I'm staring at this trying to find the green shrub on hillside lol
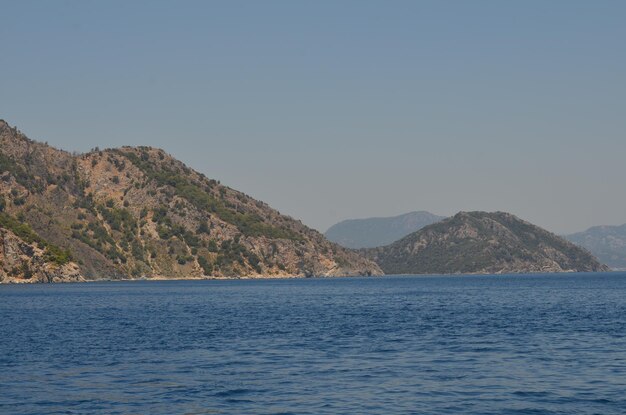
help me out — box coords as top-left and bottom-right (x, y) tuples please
(43, 244), (73, 265)
(197, 255), (213, 275)
(0, 153), (44, 192)
(98, 205), (136, 232)
(0, 213), (72, 265)
(197, 222), (210, 234)
(118, 149), (300, 240)
(208, 239), (218, 252)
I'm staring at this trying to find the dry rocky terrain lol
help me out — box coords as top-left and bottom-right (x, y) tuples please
(0, 120), (608, 283)
(0, 120), (381, 282)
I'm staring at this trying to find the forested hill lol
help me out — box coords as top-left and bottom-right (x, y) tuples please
(362, 211), (608, 275)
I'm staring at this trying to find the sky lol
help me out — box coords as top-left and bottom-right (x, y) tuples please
(1, 0), (625, 234)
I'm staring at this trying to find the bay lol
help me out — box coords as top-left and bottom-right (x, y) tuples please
(1, 273), (626, 414)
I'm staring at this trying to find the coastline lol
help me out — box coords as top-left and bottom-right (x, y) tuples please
(1, 269), (618, 285)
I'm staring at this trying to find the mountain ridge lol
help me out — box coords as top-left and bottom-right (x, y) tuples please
(362, 211), (608, 275)
(565, 224), (626, 270)
(325, 211), (445, 249)
(0, 120), (611, 282)
(0, 119), (382, 282)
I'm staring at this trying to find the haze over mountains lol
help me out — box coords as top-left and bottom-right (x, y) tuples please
(330, 210), (625, 271)
(565, 225), (626, 270)
(325, 211), (445, 249)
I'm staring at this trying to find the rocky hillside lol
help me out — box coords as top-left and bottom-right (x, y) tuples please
(0, 120), (381, 282)
(325, 211), (445, 249)
(0, 214), (83, 283)
(565, 224), (626, 270)
(362, 211), (608, 275)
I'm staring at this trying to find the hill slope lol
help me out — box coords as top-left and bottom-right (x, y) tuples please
(325, 211), (445, 249)
(0, 214), (84, 283)
(0, 120), (381, 282)
(362, 211), (608, 275)
(565, 224), (626, 270)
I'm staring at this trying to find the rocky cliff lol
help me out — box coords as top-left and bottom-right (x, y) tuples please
(362, 211), (608, 275)
(0, 120), (381, 282)
(0, 216), (83, 283)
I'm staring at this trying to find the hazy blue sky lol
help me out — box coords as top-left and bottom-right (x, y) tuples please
(2, 1), (625, 234)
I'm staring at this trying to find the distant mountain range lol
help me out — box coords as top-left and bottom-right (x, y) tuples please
(325, 211), (445, 249)
(362, 211), (608, 275)
(564, 225), (626, 270)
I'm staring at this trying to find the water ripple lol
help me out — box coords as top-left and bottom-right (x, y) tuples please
(1, 273), (626, 414)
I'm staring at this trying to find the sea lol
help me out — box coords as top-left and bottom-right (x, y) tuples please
(1, 273), (625, 414)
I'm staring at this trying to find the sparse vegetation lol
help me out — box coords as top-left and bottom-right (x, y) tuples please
(0, 122), (379, 281)
(117, 149), (300, 240)
(0, 153), (44, 192)
(197, 255), (213, 275)
(0, 212), (72, 265)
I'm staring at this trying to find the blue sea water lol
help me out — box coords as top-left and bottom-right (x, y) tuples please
(1, 273), (626, 414)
